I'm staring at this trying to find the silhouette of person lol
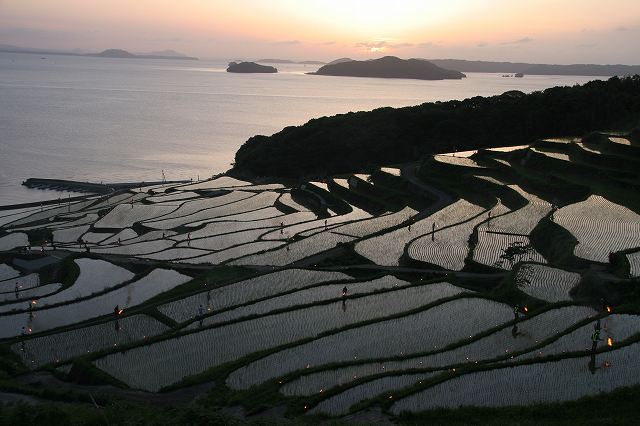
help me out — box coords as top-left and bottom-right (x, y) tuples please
(511, 323), (520, 338)
(588, 353), (598, 374)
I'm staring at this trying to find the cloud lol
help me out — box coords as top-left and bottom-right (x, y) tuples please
(501, 37), (534, 45)
(418, 41), (435, 47)
(476, 42), (489, 47)
(615, 26), (628, 31)
(269, 39), (300, 45)
(577, 42), (597, 48)
(391, 42), (413, 48)
(320, 41), (336, 45)
(0, 27), (84, 42)
(355, 40), (413, 52)
(356, 40), (387, 49)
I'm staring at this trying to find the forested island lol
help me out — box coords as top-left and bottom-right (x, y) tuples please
(428, 59), (640, 76)
(233, 76), (640, 178)
(310, 56), (466, 80)
(227, 61), (278, 73)
(0, 46), (198, 60)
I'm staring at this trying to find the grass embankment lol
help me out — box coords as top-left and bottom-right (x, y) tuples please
(326, 180), (386, 215)
(394, 382), (640, 425)
(529, 216), (585, 270)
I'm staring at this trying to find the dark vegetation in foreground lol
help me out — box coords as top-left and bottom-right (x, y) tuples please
(1, 384), (640, 425)
(232, 76), (640, 178)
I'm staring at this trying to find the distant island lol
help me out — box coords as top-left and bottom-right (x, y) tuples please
(427, 59), (640, 77)
(257, 59), (325, 65)
(226, 61), (277, 73)
(310, 56), (466, 80)
(326, 57), (354, 65)
(0, 45), (198, 60)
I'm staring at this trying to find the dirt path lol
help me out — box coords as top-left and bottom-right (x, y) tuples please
(401, 162), (454, 219)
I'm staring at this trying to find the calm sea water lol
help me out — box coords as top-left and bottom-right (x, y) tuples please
(0, 52), (601, 204)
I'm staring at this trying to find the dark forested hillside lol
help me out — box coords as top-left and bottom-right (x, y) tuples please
(232, 76), (640, 178)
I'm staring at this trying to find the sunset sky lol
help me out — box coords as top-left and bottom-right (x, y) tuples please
(1, 0), (639, 63)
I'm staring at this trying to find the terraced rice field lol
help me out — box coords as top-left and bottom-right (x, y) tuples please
(555, 195), (640, 263)
(0, 273), (40, 292)
(609, 137), (632, 145)
(333, 207), (417, 238)
(518, 264), (581, 302)
(473, 233), (545, 270)
(97, 283), (469, 391)
(1, 132), (639, 418)
(142, 191), (255, 223)
(178, 176), (251, 190)
(5, 200), (96, 227)
(282, 305), (596, 398)
(380, 167), (401, 176)
(531, 147), (571, 161)
(0, 283), (62, 308)
(311, 374), (432, 416)
(480, 185), (551, 235)
(52, 225), (91, 243)
(487, 144), (531, 152)
(228, 294), (508, 390)
(147, 191), (200, 203)
(434, 155), (484, 168)
(0, 233), (29, 251)
(357, 200), (485, 266)
(391, 342), (640, 413)
(182, 241), (285, 264)
(0, 264), (20, 280)
(408, 203), (509, 270)
(33, 259), (134, 306)
(94, 204), (177, 229)
(521, 314), (640, 360)
(143, 192), (279, 229)
(628, 251), (640, 277)
(232, 231), (355, 266)
(158, 269), (350, 322)
(279, 193), (309, 212)
(262, 207), (371, 240)
(0, 268), (191, 339)
(194, 275), (409, 327)
(13, 314), (168, 368)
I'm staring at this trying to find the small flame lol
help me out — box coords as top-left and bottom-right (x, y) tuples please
(31, 300), (37, 305)
(608, 337), (613, 347)
(606, 306), (612, 313)
(523, 306), (528, 313)
(118, 309), (124, 315)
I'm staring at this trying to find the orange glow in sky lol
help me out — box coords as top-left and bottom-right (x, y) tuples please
(1, 0), (639, 63)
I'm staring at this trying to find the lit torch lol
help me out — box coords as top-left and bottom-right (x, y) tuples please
(118, 309), (124, 315)
(523, 306), (528, 313)
(606, 306), (612, 313)
(607, 337), (613, 347)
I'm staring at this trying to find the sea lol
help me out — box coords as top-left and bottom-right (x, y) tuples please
(0, 52), (602, 205)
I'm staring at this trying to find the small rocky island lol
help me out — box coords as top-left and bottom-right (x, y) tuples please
(310, 56), (465, 80)
(226, 61), (277, 73)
